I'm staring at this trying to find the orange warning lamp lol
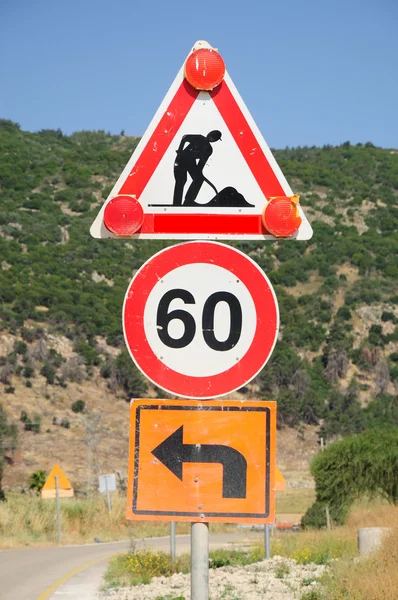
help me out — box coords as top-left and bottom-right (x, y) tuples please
(185, 48), (225, 91)
(262, 195), (302, 238)
(104, 195), (144, 236)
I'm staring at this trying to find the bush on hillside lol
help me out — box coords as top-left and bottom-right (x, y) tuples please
(71, 399), (85, 413)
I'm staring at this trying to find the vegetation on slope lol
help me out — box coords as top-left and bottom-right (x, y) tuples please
(0, 120), (397, 488)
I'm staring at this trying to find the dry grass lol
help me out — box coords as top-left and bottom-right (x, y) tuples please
(0, 486), (313, 548)
(273, 502), (398, 599)
(276, 487), (315, 515)
(325, 524), (398, 600)
(0, 493), (234, 548)
(346, 501), (398, 529)
(0, 494), (130, 548)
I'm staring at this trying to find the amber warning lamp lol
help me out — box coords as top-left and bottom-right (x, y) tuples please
(262, 195), (302, 238)
(104, 195), (144, 236)
(185, 48), (226, 91)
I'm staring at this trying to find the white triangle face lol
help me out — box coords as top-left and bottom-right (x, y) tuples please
(142, 92), (266, 213)
(90, 41), (313, 241)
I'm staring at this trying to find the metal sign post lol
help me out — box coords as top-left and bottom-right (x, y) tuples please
(191, 522), (209, 600)
(264, 524), (271, 558)
(55, 475), (61, 543)
(98, 474), (116, 513)
(105, 476), (112, 513)
(170, 522), (176, 563)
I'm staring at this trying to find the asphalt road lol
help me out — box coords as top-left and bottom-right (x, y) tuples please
(0, 530), (264, 600)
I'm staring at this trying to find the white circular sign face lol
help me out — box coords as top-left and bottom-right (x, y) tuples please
(143, 263), (257, 378)
(123, 241), (279, 399)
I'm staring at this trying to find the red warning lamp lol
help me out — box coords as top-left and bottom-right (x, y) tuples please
(262, 195), (302, 238)
(185, 48), (225, 91)
(104, 195), (144, 236)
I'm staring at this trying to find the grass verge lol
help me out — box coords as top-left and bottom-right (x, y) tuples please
(103, 546), (265, 588)
(0, 486), (314, 548)
(272, 529), (357, 564)
(321, 518), (398, 600)
(0, 493), (236, 548)
(100, 501), (398, 598)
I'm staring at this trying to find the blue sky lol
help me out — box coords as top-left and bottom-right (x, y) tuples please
(0, 0), (397, 148)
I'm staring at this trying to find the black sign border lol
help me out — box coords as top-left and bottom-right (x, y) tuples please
(132, 404), (271, 518)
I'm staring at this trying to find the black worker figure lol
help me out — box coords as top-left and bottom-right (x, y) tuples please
(173, 130), (221, 206)
(172, 130), (254, 208)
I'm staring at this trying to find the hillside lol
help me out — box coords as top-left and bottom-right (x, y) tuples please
(0, 119), (397, 492)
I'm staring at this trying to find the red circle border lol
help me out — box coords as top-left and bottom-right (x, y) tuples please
(123, 242), (279, 398)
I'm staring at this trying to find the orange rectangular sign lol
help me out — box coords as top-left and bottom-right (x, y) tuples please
(126, 399), (276, 523)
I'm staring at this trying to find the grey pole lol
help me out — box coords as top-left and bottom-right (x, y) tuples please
(170, 521), (176, 563)
(264, 524), (271, 558)
(105, 476), (112, 513)
(191, 522), (209, 600)
(55, 475), (61, 544)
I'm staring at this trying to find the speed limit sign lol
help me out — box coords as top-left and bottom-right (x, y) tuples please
(123, 241), (279, 399)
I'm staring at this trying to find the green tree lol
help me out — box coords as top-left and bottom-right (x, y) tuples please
(0, 404), (18, 499)
(303, 428), (398, 527)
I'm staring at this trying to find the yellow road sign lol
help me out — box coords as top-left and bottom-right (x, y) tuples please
(41, 464), (74, 499)
(127, 399), (276, 523)
(275, 467), (286, 491)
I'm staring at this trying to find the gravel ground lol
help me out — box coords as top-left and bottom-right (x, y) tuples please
(99, 556), (326, 600)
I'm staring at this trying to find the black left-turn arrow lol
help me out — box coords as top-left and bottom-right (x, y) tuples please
(151, 425), (247, 499)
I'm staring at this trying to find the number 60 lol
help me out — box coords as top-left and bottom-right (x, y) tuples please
(156, 288), (242, 351)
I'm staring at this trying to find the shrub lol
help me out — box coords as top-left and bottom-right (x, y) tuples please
(61, 356), (86, 383)
(14, 341), (27, 355)
(100, 359), (113, 379)
(71, 400), (85, 413)
(104, 550), (186, 587)
(29, 470), (47, 492)
(300, 591), (322, 600)
(113, 351), (148, 399)
(209, 547), (263, 568)
(0, 404), (18, 497)
(60, 418), (70, 429)
(368, 324), (384, 347)
(301, 500), (349, 529)
(73, 340), (101, 366)
(23, 366), (35, 378)
(23, 413), (41, 433)
(275, 562), (290, 578)
(41, 363), (56, 384)
(381, 311), (395, 322)
(21, 327), (43, 343)
(336, 305), (351, 321)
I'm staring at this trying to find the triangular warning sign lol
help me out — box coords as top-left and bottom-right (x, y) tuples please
(275, 467), (287, 491)
(91, 40), (312, 241)
(41, 463), (74, 499)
